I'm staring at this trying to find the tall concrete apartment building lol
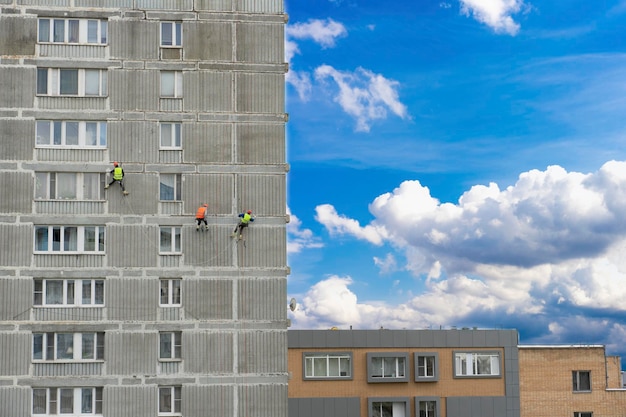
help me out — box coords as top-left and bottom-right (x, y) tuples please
(0, 1), (288, 416)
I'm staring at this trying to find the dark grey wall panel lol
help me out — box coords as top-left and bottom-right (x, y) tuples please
(183, 122), (232, 164)
(236, 23), (283, 63)
(183, 331), (233, 373)
(0, 332), (30, 375)
(110, 70), (160, 111)
(446, 396), (507, 417)
(185, 21), (232, 61)
(0, 67), (35, 108)
(0, 172), (33, 213)
(105, 386), (157, 417)
(238, 330), (286, 373)
(107, 278), (159, 321)
(236, 123), (284, 164)
(183, 385), (234, 416)
(0, 119), (33, 161)
(110, 20), (159, 60)
(238, 278), (286, 320)
(236, 73), (284, 114)
(184, 278), (232, 320)
(0, 224), (32, 267)
(0, 387), (30, 417)
(238, 383), (288, 417)
(182, 173), (233, 215)
(107, 332), (158, 375)
(184, 71), (232, 112)
(0, 15), (36, 56)
(288, 397), (360, 417)
(107, 225), (158, 267)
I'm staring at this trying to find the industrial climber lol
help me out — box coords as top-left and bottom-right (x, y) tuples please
(105, 162), (129, 195)
(232, 210), (254, 239)
(196, 203), (209, 231)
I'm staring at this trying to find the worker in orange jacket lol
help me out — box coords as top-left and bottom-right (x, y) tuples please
(196, 203), (208, 231)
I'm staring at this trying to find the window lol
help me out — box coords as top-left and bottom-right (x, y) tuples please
(574, 413), (592, 417)
(573, 371), (591, 392)
(160, 174), (182, 201)
(454, 351), (501, 377)
(368, 398), (409, 417)
(161, 22), (182, 47)
(38, 18), (107, 44)
(33, 387), (103, 415)
(160, 279), (181, 306)
(367, 353), (408, 382)
(303, 352), (352, 379)
(415, 398), (440, 417)
(415, 352), (439, 381)
(34, 226), (105, 253)
(160, 227), (182, 254)
(36, 120), (107, 148)
(33, 332), (104, 361)
(37, 68), (107, 96)
(35, 172), (105, 200)
(160, 123), (182, 149)
(159, 332), (182, 361)
(34, 279), (104, 307)
(159, 386), (181, 416)
(160, 71), (183, 98)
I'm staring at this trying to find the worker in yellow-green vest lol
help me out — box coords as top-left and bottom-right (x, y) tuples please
(232, 210), (254, 239)
(105, 161), (128, 195)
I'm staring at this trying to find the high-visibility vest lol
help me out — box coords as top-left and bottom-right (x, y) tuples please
(196, 206), (207, 219)
(241, 213), (252, 223)
(113, 166), (123, 180)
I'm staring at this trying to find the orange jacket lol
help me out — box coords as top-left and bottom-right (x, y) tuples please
(196, 206), (207, 219)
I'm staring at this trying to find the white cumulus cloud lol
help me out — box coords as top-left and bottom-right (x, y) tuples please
(287, 207), (323, 254)
(459, 0), (526, 35)
(286, 18), (347, 48)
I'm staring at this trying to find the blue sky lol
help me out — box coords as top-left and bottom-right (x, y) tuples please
(284, 0), (626, 361)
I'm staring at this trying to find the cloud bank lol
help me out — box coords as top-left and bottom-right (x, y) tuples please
(290, 161), (626, 350)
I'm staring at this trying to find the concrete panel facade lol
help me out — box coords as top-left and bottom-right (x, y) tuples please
(0, 2), (287, 416)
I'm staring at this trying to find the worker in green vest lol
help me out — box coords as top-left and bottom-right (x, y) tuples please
(105, 162), (128, 195)
(232, 210), (254, 239)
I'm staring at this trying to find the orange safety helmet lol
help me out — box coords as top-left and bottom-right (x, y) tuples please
(202, 203), (208, 207)
(113, 161), (119, 167)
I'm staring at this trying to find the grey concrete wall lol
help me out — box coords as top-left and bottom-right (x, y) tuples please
(288, 398), (361, 417)
(0, 15), (36, 56)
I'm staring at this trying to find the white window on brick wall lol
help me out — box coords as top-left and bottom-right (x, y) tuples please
(160, 279), (181, 306)
(160, 22), (182, 47)
(38, 18), (108, 44)
(34, 226), (105, 253)
(33, 387), (103, 415)
(304, 352), (352, 379)
(34, 278), (104, 307)
(32, 332), (104, 362)
(160, 71), (183, 98)
(37, 68), (108, 96)
(368, 399), (409, 417)
(36, 120), (107, 148)
(159, 386), (182, 416)
(160, 122), (182, 149)
(454, 352), (501, 377)
(35, 172), (105, 201)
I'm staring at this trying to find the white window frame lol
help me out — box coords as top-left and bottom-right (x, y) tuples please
(574, 413), (593, 417)
(34, 225), (105, 254)
(32, 332), (105, 362)
(35, 172), (106, 201)
(158, 386), (182, 416)
(454, 351), (501, 377)
(160, 22), (182, 47)
(160, 279), (181, 306)
(159, 122), (182, 149)
(367, 352), (408, 382)
(38, 18), (108, 44)
(573, 370), (591, 392)
(37, 68), (108, 97)
(303, 352), (352, 379)
(367, 398), (410, 417)
(32, 387), (103, 416)
(34, 278), (104, 307)
(415, 352), (439, 381)
(415, 397), (440, 417)
(160, 71), (183, 98)
(159, 332), (182, 361)
(160, 227), (182, 254)
(36, 120), (107, 148)
(159, 173), (182, 201)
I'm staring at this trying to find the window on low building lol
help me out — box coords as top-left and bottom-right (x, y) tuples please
(368, 397), (409, 417)
(303, 352), (352, 379)
(415, 352), (439, 381)
(574, 413), (592, 417)
(367, 352), (408, 382)
(573, 371), (591, 392)
(454, 351), (501, 377)
(415, 397), (440, 417)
